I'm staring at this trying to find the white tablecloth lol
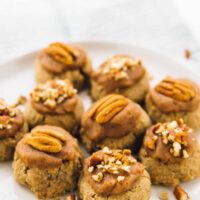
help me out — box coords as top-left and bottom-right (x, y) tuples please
(0, 0), (199, 73)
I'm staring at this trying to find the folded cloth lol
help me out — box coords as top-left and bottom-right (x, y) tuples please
(63, 0), (199, 57)
(0, 0), (199, 73)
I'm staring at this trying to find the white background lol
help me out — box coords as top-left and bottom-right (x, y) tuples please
(0, 0), (200, 68)
(173, 0), (200, 43)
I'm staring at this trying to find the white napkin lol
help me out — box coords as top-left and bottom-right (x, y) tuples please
(0, 0), (199, 73)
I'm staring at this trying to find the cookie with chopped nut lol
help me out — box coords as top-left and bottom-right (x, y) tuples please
(78, 147), (151, 200)
(145, 77), (200, 129)
(139, 119), (200, 186)
(24, 79), (84, 135)
(90, 55), (150, 102)
(80, 94), (151, 152)
(12, 125), (83, 199)
(35, 42), (92, 91)
(0, 99), (28, 161)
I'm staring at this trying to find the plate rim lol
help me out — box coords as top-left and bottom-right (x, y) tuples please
(0, 40), (199, 79)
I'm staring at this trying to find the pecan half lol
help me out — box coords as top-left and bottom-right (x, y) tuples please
(26, 126), (66, 153)
(155, 78), (195, 102)
(31, 126), (66, 142)
(88, 94), (128, 124)
(46, 42), (78, 65)
(26, 135), (62, 153)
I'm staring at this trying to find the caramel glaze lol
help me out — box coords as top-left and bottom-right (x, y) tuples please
(92, 65), (145, 93)
(143, 125), (197, 163)
(84, 150), (144, 195)
(81, 100), (142, 142)
(0, 109), (24, 139)
(149, 79), (200, 113)
(38, 45), (87, 74)
(31, 95), (78, 115)
(16, 125), (82, 168)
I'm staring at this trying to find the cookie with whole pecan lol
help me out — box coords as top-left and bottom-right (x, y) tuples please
(0, 99), (28, 161)
(80, 94), (151, 152)
(146, 77), (200, 129)
(35, 42), (92, 91)
(24, 79), (84, 135)
(12, 125), (83, 199)
(139, 119), (200, 185)
(78, 147), (151, 200)
(90, 55), (150, 102)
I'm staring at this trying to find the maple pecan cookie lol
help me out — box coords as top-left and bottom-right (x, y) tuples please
(91, 55), (150, 102)
(24, 79), (84, 135)
(35, 42), (92, 91)
(13, 125), (83, 199)
(0, 99), (28, 161)
(78, 147), (151, 200)
(139, 119), (200, 186)
(80, 94), (151, 152)
(146, 77), (200, 129)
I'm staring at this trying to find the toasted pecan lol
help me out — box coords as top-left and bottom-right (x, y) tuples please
(155, 78), (195, 102)
(46, 42), (78, 65)
(88, 94), (128, 123)
(174, 185), (190, 200)
(26, 126), (66, 153)
(26, 134), (62, 153)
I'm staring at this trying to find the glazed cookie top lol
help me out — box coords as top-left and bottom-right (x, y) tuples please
(149, 77), (200, 113)
(16, 125), (82, 168)
(85, 147), (144, 195)
(81, 94), (145, 142)
(0, 99), (24, 139)
(143, 119), (197, 163)
(92, 55), (146, 92)
(38, 42), (87, 74)
(30, 79), (79, 114)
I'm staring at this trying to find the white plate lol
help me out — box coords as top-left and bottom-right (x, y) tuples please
(0, 41), (199, 200)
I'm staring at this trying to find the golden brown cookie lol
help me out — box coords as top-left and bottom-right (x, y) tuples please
(91, 55), (150, 102)
(139, 119), (200, 185)
(24, 79), (84, 135)
(146, 77), (200, 129)
(80, 94), (151, 152)
(13, 125), (83, 199)
(36, 42), (92, 91)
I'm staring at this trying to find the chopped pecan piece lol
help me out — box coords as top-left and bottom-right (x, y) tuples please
(174, 185), (190, 200)
(46, 42), (78, 65)
(67, 194), (76, 200)
(89, 154), (103, 167)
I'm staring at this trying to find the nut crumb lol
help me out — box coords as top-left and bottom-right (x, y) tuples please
(159, 191), (169, 200)
(117, 175), (125, 182)
(147, 120), (192, 159)
(88, 166), (94, 173)
(174, 185), (190, 200)
(88, 148), (136, 183)
(185, 49), (191, 59)
(15, 95), (27, 106)
(67, 194), (76, 200)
